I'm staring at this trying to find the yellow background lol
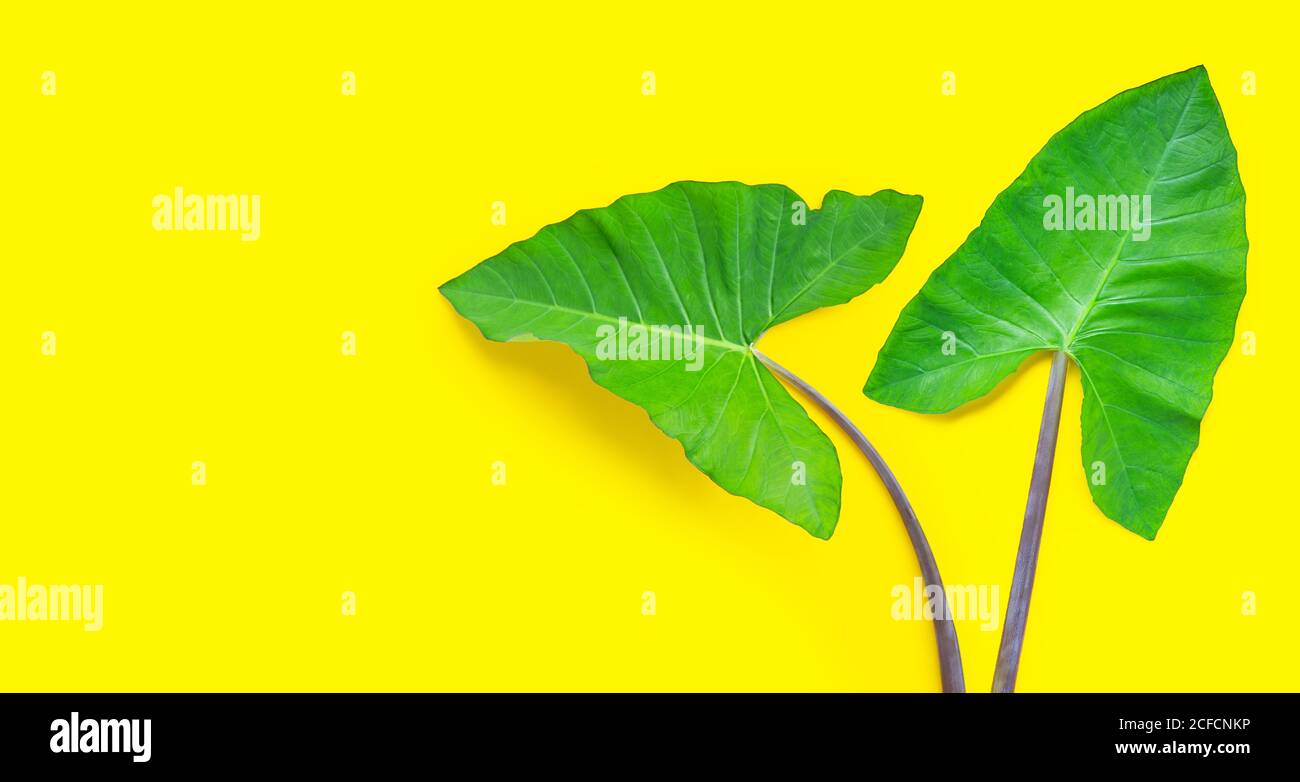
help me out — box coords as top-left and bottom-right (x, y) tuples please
(2, 2), (1295, 691)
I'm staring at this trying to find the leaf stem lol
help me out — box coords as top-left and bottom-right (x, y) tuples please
(752, 348), (966, 693)
(992, 350), (1068, 693)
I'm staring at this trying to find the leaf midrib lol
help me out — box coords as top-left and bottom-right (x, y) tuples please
(456, 288), (753, 353)
(1062, 79), (1200, 351)
(1053, 80), (1201, 519)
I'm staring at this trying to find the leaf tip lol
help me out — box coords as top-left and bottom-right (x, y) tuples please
(1133, 510), (1166, 541)
(1096, 499), (1165, 541)
(874, 188), (924, 213)
(861, 374), (879, 400)
(806, 521), (836, 541)
(1172, 63), (1212, 88)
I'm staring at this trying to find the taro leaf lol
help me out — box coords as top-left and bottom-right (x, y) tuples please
(442, 181), (923, 538)
(865, 66), (1246, 539)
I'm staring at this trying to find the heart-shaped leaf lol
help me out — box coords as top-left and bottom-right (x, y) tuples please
(865, 66), (1246, 539)
(443, 181), (923, 538)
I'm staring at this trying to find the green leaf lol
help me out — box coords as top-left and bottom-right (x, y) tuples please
(443, 181), (923, 538)
(865, 66), (1246, 539)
